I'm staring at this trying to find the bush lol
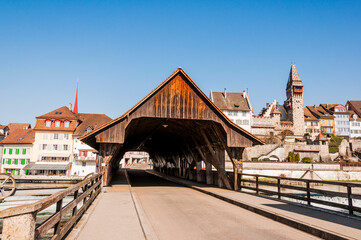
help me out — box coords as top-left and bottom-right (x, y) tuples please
(262, 158), (271, 161)
(251, 157), (258, 161)
(302, 157), (312, 163)
(328, 134), (343, 153)
(288, 151), (296, 162)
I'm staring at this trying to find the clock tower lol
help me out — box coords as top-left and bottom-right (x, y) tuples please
(284, 65), (305, 136)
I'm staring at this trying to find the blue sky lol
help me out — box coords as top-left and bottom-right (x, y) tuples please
(1, 0), (360, 126)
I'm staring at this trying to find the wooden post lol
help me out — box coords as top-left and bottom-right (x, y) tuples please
(277, 179), (281, 199)
(306, 181), (311, 205)
(196, 161), (202, 182)
(256, 176), (259, 195)
(206, 162), (213, 185)
(347, 185), (353, 215)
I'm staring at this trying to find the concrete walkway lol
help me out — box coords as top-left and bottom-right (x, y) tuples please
(148, 170), (361, 240)
(70, 169), (145, 240)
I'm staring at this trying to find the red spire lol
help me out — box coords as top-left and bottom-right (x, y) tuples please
(73, 82), (78, 113)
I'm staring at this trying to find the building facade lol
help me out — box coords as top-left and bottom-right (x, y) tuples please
(0, 129), (34, 175)
(210, 89), (253, 132)
(346, 101), (361, 139)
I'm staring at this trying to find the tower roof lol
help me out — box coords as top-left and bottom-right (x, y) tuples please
(287, 64), (303, 87)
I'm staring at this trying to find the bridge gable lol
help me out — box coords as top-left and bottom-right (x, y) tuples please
(82, 68), (263, 148)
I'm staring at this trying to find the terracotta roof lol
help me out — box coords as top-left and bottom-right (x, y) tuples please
(306, 106), (334, 119)
(80, 67), (264, 146)
(74, 113), (112, 136)
(0, 129), (35, 144)
(211, 92), (250, 111)
(349, 110), (360, 121)
(0, 125), (7, 130)
(347, 101), (361, 118)
(34, 118), (78, 132)
(8, 123), (31, 132)
(36, 106), (78, 120)
(304, 107), (318, 120)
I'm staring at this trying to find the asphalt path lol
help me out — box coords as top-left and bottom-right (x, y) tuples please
(128, 169), (320, 240)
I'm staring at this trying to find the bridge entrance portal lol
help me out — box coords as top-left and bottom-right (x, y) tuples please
(80, 68), (263, 189)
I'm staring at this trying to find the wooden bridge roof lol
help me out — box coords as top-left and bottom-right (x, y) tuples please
(80, 68), (264, 153)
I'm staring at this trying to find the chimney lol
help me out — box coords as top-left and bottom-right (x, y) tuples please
(224, 88), (227, 99)
(69, 103), (72, 111)
(243, 90), (247, 98)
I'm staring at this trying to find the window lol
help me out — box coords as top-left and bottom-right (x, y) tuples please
(9, 148), (13, 155)
(8, 159), (11, 164)
(23, 148), (27, 155)
(82, 162), (86, 167)
(15, 149), (20, 155)
(46, 120), (51, 127)
(305, 122), (308, 126)
(86, 127), (93, 133)
(322, 120), (326, 125)
(53, 144), (58, 150)
(242, 111), (247, 117)
(21, 159), (26, 165)
(327, 120), (331, 126)
(54, 133), (59, 139)
(14, 159), (18, 165)
(64, 121), (70, 128)
(64, 134), (69, 140)
(42, 144), (47, 150)
(311, 122), (318, 126)
(27, 159), (30, 164)
(43, 133), (48, 140)
(236, 120), (242, 125)
(55, 120), (60, 127)
(63, 145), (68, 151)
(243, 120), (249, 125)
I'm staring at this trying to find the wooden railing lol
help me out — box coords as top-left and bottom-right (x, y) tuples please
(0, 173), (103, 240)
(238, 173), (361, 216)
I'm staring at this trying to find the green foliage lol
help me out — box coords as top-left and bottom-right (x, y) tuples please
(295, 153), (300, 162)
(319, 156), (323, 163)
(302, 157), (313, 163)
(328, 134), (343, 153)
(251, 157), (258, 162)
(288, 151), (296, 162)
(262, 158), (271, 161)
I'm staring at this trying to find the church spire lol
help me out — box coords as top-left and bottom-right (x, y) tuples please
(73, 82), (78, 113)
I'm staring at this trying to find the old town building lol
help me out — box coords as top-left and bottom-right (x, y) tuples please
(210, 89), (253, 132)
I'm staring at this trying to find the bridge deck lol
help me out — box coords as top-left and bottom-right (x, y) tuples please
(149, 170), (361, 240)
(68, 168), (323, 240)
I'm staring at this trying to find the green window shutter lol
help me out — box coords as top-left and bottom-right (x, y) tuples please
(21, 159), (25, 165)
(25, 170), (28, 175)
(11, 169), (15, 175)
(14, 159), (18, 165)
(2, 159), (4, 164)
(3, 148), (5, 154)
(23, 148), (26, 155)
(8, 159), (11, 165)
(9, 149), (13, 155)
(16, 149), (19, 155)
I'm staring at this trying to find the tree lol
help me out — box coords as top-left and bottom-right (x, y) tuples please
(288, 151), (296, 162)
(302, 157), (312, 163)
(295, 153), (300, 162)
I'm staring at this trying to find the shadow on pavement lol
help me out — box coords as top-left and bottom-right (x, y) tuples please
(264, 203), (361, 230)
(126, 169), (182, 188)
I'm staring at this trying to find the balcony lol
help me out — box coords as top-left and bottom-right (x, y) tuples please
(74, 156), (97, 162)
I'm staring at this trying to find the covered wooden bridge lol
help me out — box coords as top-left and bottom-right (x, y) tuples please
(80, 68), (264, 189)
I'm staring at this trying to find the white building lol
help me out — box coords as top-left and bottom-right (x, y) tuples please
(30, 106), (112, 176)
(210, 89), (252, 132)
(71, 113), (111, 176)
(346, 101), (361, 139)
(0, 129), (34, 175)
(30, 106), (77, 175)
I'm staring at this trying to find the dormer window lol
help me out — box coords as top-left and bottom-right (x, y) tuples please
(64, 121), (70, 128)
(46, 120), (51, 127)
(55, 120), (61, 127)
(86, 127), (93, 133)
